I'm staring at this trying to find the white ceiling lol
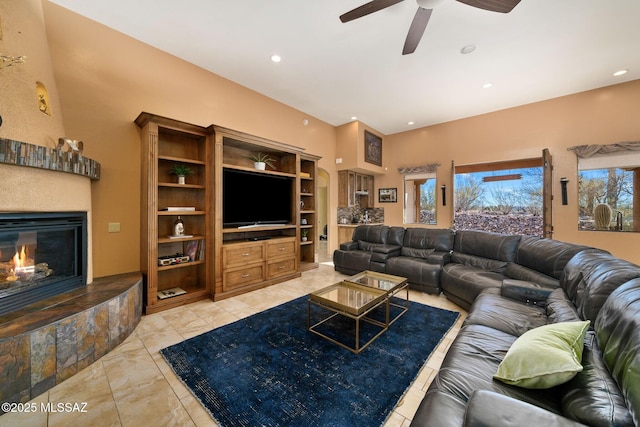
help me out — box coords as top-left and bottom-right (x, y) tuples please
(48, 0), (640, 135)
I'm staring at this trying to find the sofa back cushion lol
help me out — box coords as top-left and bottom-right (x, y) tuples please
(546, 289), (581, 324)
(387, 226), (406, 247)
(402, 227), (453, 252)
(453, 230), (521, 263)
(561, 251), (640, 322)
(515, 236), (593, 280)
(594, 278), (640, 427)
(450, 253), (509, 274)
(352, 225), (388, 245)
(400, 246), (434, 259)
(505, 263), (559, 288)
(559, 331), (633, 427)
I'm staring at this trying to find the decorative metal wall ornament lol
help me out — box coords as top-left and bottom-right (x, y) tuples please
(397, 163), (441, 175)
(0, 54), (26, 70)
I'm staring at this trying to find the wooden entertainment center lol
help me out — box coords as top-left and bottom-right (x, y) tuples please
(136, 113), (320, 313)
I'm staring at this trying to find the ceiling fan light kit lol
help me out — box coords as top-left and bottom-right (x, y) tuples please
(340, 0), (521, 55)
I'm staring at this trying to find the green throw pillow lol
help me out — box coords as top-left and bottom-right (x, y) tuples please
(494, 320), (590, 389)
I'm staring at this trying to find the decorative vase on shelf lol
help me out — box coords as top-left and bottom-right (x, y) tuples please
(174, 216), (185, 237)
(177, 175), (186, 185)
(254, 162), (266, 171)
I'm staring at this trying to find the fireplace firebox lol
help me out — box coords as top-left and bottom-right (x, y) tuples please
(0, 212), (87, 316)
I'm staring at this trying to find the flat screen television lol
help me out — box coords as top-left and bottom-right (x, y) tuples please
(223, 168), (293, 228)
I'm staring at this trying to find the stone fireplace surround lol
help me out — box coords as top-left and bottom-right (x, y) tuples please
(0, 164), (142, 406)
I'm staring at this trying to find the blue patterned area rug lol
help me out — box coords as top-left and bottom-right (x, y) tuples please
(161, 295), (459, 427)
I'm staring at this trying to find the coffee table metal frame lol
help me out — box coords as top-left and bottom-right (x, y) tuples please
(345, 270), (409, 325)
(307, 281), (389, 354)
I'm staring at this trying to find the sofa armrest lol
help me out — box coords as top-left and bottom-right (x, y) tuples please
(501, 279), (553, 307)
(370, 244), (402, 264)
(427, 250), (451, 265)
(339, 241), (359, 251)
(371, 244), (401, 255)
(464, 390), (586, 427)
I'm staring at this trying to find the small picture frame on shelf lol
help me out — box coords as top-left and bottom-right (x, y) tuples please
(379, 188), (397, 203)
(364, 130), (382, 166)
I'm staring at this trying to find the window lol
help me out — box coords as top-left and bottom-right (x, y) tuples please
(404, 173), (436, 224)
(454, 158), (544, 236)
(575, 147), (640, 232)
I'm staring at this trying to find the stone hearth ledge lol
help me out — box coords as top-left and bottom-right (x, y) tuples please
(0, 272), (142, 405)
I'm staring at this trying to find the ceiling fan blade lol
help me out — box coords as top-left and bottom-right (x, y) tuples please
(340, 0), (405, 23)
(455, 0), (521, 13)
(402, 7), (432, 55)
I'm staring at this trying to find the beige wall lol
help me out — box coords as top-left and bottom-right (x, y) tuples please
(42, 2), (337, 277)
(376, 80), (640, 263)
(40, 2), (640, 276)
(0, 0), (65, 145)
(336, 121), (386, 175)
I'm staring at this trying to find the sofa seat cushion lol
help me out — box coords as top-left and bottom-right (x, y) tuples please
(464, 390), (586, 427)
(441, 263), (506, 308)
(494, 321), (590, 389)
(424, 324), (563, 415)
(463, 291), (547, 337)
(385, 256), (442, 293)
(559, 331), (633, 427)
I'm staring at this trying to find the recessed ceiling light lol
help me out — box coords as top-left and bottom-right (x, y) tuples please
(408, 121), (415, 125)
(613, 69), (628, 77)
(460, 44), (476, 55)
(350, 116), (358, 121)
(270, 54), (281, 63)
(482, 82), (493, 89)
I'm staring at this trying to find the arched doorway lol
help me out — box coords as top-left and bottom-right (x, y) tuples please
(317, 168), (330, 263)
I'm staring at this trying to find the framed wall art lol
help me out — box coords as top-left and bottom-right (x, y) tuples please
(379, 188), (397, 203)
(364, 130), (382, 166)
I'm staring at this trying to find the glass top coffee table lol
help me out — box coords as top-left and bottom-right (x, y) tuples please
(308, 281), (389, 354)
(345, 271), (409, 325)
(307, 271), (408, 354)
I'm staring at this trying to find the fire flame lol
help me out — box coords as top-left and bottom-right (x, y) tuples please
(12, 246), (34, 274)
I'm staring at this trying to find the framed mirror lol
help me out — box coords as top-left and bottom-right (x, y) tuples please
(577, 149), (640, 232)
(404, 172), (436, 224)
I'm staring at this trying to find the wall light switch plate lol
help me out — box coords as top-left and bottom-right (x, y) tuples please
(108, 222), (121, 233)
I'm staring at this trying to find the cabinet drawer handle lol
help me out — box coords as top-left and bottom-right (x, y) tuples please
(242, 253), (250, 257)
(279, 247), (286, 251)
(242, 273), (250, 278)
(278, 265), (285, 270)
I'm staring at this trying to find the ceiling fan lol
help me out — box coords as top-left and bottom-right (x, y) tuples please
(340, 0), (521, 55)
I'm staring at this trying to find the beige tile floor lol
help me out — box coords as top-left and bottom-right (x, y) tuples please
(1, 259), (466, 427)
